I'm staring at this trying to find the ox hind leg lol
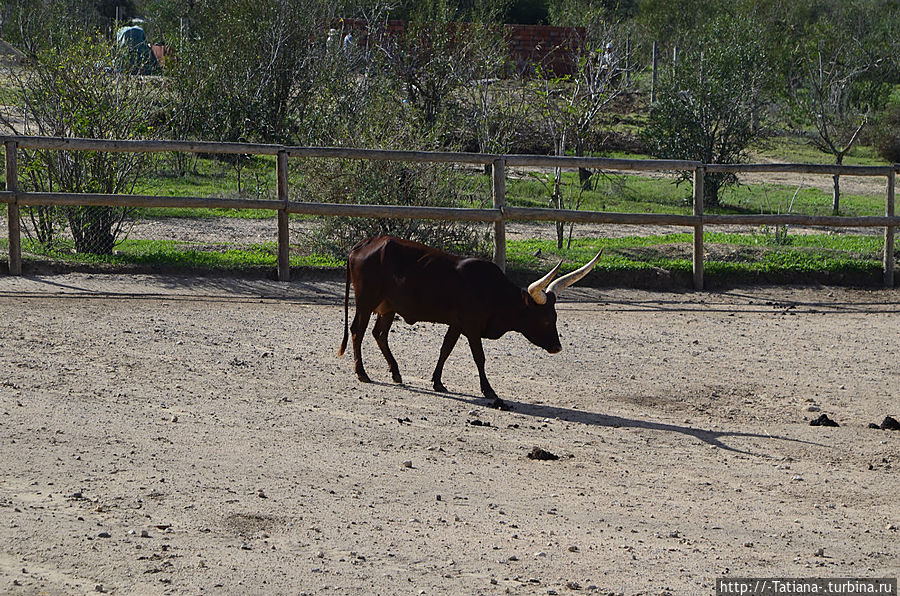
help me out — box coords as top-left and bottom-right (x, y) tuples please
(350, 308), (373, 383)
(372, 312), (402, 384)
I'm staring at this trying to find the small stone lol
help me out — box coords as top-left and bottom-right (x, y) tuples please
(744, 542), (754, 548)
(257, 489), (267, 498)
(94, 585), (106, 593)
(240, 542), (251, 550)
(140, 529), (150, 538)
(402, 460), (413, 469)
(568, 545), (579, 552)
(806, 405), (821, 412)
(814, 547), (825, 557)
(170, 415), (178, 423)
(97, 531), (111, 538)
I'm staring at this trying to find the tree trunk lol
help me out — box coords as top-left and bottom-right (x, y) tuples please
(575, 138), (591, 191)
(832, 173), (841, 215)
(703, 172), (720, 209)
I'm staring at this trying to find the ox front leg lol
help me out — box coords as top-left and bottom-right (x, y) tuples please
(466, 335), (508, 410)
(372, 312), (402, 384)
(350, 310), (372, 383)
(432, 327), (461, 393)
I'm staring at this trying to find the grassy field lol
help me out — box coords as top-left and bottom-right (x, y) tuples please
(4, 136), (897, 285)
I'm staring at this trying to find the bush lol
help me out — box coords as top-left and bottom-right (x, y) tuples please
(871, 103), (900, 163)
(297, 158), (491, 258)
(642, 16), (774, 207)
(0, 34), (158, 254)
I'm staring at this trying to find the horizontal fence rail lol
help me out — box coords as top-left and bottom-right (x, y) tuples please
(2, 135), (899, 288)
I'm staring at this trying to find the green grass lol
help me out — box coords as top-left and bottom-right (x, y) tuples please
(506, 171), (885, 217)
(134, 154), (277, 214)
(750, 135), (888, 166)
(19, 238), (343, 269)
(13, 231), (881, 281)
(5, 128), (893, 282)
(504, 233), (884, 279)
(125, 136), (889, 223)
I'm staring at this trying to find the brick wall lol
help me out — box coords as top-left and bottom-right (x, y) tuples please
(334, 19), (584, 76)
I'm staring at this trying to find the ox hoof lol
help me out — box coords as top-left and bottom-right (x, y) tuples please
(391, 373), (403, 384)
(357, 372), (373, 383)
(432, 381), (448, 393)
(489, 398), (510, 411)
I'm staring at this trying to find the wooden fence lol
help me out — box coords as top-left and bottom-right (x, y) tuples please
(1, 135), (898, 289)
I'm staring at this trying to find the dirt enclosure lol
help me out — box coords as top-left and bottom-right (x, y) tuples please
(1, 273), (898, 595)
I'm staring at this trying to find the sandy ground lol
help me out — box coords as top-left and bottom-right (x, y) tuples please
(0, 272), (898, 595)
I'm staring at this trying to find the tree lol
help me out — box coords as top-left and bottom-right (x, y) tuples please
(452, 21), (529, 170)
(150, 0), (340, 146)
(0, 0), (105, 56)
(525, 11), (628, 248)
(376, 0), (504, 142)
(636, 0), (726, 46)
(642, 15), (774, 207)
(786, 4), (894, 214)
(0, 33), (158, 254)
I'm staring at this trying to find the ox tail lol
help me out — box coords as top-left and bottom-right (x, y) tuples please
(338, 258), (351, 357)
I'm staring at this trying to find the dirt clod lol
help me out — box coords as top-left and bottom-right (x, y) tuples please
(810, 414), (840, 427)
(527, 447), (559, 461)
(880, 416), (900, 431)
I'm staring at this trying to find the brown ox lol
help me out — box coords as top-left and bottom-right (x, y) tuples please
(338, 236), (601, 410)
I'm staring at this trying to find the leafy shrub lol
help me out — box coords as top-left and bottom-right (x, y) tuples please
(871, 103), (900, 163)
(297, 158), (491, 258)
(0, 34), (158, 254)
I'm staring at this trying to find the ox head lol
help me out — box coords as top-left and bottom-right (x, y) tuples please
(520, 250), (603, 353)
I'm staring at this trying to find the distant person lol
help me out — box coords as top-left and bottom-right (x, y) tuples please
(115, 19), (159, 74)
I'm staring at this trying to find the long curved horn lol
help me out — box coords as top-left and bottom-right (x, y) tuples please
(546, 250), (603, 297)
(527, 260), (562, 305)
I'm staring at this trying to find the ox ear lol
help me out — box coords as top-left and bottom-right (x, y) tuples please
(546, 250), (602, 298)
(528, 260), (562, 305)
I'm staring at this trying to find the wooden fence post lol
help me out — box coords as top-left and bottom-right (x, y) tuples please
(651, 41), (658, 103)
(5, 140), (21, 276)
(693, 166), (704, 290)
(276, 150), (290, 282)
(885, 169), (895, 287)
(492, 157), (506, 272)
